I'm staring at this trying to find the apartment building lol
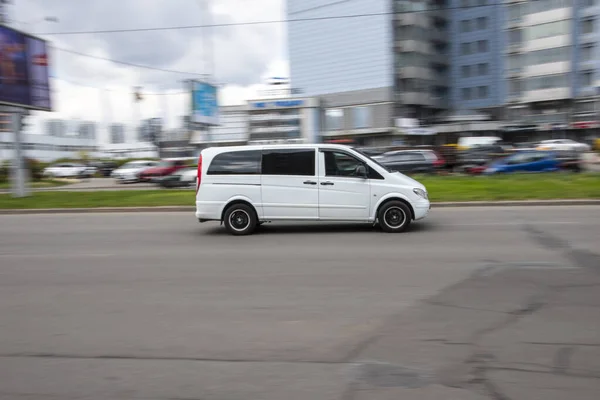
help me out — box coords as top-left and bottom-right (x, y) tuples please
(450, 0), (505, 118)
(287, 0), (599, 144)
(287, 0), (453, 144)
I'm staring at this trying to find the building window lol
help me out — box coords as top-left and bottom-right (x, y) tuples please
(353, 106), (371, 129)
(526, 20), (570, 41)
(574, 101), (595, 113)
(508, 4), (522, 21)
(261, 149), (315, 176)
(477, 40), (488, 52)
(528, 46), (571, 65)
(325, 109), (343, 130)
(478, 63), (488, 75)
(527, 74), (568, 91)
(581, 45), (594, 62)
(509, 79), (521, 96)
(582, 19), (595, 35)
(580, 71), (593, 87)
(460, 20), (470, 32)
(528, 0), (574, 13)
(476, 17), (488, 30)
(461, 0), (469, 7)
(478, 86), (488, 98)
(461, 42), (470, 55)
(461, 65), (470, 77)
(462, 87), (471, 100)
(583, 0), (595, 7)
(508, 29), (522, 45)
(507, 54), (521, 69)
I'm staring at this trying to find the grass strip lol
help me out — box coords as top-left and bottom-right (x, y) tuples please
(0, 173), (599, 209)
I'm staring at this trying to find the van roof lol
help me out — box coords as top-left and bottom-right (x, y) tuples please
(200, 143), (354, 157)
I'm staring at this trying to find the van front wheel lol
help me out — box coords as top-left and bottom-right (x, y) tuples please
(223, 204), (257, 236)
(378, 201), (412, 233)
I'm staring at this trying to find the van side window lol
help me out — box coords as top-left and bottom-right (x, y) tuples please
(262, 149), (315, 176)
(323, 151), (364, 177)
(207, 150), (262, 175)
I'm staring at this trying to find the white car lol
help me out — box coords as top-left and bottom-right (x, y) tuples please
(43, 163), (94, 178)
(537, 139), (591, 152)
(112, 160), (159, 183)
(195, 144), (430, 236)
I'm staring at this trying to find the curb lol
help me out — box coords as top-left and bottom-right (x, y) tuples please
(432, 199), (600, 207)
(1, 200), (599, 214)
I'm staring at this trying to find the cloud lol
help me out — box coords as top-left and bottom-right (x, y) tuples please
(10, 0), (288, 143)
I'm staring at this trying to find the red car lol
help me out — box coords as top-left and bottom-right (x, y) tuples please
(138, 159), (188, 182)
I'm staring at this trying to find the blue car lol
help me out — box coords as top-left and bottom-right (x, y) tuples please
(484, 151), (560, 174)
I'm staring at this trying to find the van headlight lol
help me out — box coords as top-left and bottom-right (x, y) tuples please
(413, 188), (428, 200)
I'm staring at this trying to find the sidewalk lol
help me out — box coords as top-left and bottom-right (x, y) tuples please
(345, 263), (600, 399)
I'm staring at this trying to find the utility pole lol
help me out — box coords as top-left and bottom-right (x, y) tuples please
(11, 111), (30, 197)
(200, 0), (213, 143)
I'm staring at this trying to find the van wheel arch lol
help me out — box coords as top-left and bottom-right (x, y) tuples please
(376, 198), (415, 221)
(221, 200), (258, 224)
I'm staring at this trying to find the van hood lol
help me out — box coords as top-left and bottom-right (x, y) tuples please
(389, 171), (426, 190)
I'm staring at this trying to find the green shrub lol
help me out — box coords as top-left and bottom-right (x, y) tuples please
(0, 160), (9, 184)
(25, 158), (47, 181)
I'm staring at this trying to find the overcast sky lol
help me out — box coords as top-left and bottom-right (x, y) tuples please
(10, 0), (288, 142)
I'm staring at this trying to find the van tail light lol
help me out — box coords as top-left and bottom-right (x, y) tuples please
(196, 155), (202, 193)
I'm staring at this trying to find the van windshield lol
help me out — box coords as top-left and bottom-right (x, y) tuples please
(352, 147), (391, 173)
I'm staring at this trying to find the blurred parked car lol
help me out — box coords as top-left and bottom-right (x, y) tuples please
(456, 144), (508, 172)
(43, 163), (95, 178)
(138, 159), (189, 182)
(457, 136), (503, 150)
(484, 151), (560, 174)
(155, 168), (197, 188)
(536, 139), (591, 152)
(112, 160), (159, 183)
(374, 150), (445, 174)
(91, 161), (118, 177)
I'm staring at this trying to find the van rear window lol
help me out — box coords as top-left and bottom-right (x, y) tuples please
(206, 150), (262, 175)
(262, 149), (315, 176)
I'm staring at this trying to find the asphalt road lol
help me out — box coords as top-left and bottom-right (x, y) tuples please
(0, 206), (599, 400)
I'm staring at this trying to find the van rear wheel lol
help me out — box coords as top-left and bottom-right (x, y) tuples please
(223, 204), (257, 236)
(378, 201), (411, 233)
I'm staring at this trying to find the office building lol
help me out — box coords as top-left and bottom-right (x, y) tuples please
(287, 0), (600, 144)
(0, 131), (98, 162)
(287, 0), (451, 144)
(450, 0), (504, 117)
(189, 105), (249, 148)
(246, 98), (320, 144)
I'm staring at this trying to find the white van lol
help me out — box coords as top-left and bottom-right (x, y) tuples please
(195, 144), (430, 235)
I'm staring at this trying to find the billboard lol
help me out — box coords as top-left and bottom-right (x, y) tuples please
(191, 81), (218, 125)
(0, 24), (51, 111)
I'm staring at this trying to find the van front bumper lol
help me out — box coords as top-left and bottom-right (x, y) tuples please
(413, 199), (430, 221)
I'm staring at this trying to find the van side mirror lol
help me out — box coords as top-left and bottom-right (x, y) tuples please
(356, 164), (368, 179)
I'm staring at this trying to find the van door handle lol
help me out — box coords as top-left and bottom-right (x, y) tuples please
(303, 180), (317, 185)
(320, 181), (334, 186)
